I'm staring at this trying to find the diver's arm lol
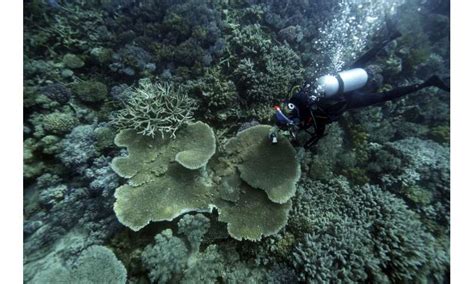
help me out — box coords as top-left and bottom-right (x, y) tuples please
(270, 106), (300, 144)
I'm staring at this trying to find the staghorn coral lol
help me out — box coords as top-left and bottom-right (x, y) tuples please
(112, 79), (196, 139)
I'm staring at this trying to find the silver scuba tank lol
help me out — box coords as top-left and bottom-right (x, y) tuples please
(315, 68), (369, 98)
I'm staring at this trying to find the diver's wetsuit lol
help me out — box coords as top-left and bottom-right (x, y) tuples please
(274, 25), (450, 149)
(285, 75), (448, 148)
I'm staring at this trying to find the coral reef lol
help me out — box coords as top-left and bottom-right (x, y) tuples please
(23, 0), (450, 282)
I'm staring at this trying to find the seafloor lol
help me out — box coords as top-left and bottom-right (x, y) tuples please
(24, 0), (450, 283)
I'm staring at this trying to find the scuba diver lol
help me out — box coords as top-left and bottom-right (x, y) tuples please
(270, 30), (450, 149)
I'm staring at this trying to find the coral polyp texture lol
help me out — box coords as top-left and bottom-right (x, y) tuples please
(111, 123), (299, 241)
(112, 79), (196, 139)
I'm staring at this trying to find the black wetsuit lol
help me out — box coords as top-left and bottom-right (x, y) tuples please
(280, 28), (449, 149)
(287, 77), (443, 148)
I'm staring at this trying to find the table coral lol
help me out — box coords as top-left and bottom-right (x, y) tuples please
(112, 123), (300, 241)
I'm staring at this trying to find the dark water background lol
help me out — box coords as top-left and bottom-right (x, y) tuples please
(24, 0), (450, 282)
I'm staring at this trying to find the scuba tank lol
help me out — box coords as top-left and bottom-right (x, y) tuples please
(315, 68), (368, 98)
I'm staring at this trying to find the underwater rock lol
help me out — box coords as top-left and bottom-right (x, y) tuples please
(110, 44), (155, 76)
(60, 69), (74, 78)
(24, 220), (43, 236)
(90, 47), (113, 64)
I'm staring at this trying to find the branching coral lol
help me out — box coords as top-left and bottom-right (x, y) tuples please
(289, 177), (449, 283)
(142, 215), (224, 283)
(233, 44), (303, 104)
(141, 229), (189, 283)
(112, 79), (196, 139)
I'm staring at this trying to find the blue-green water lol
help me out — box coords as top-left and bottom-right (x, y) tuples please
(24, 0), (450, 282)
